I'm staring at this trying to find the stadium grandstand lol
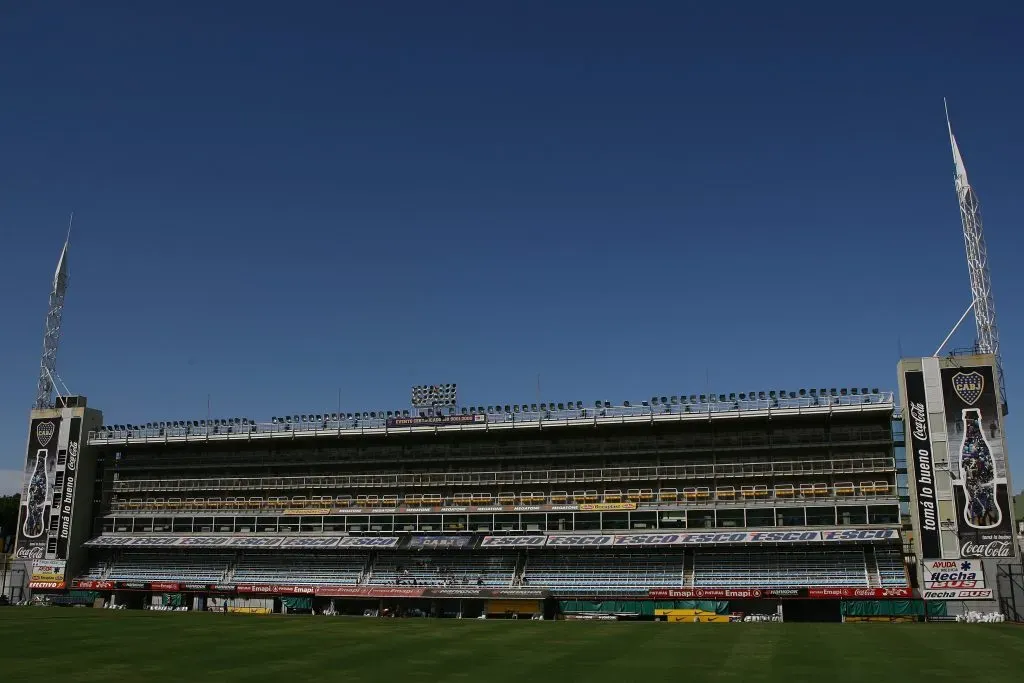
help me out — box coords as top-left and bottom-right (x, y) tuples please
(16, 387), (921, 621)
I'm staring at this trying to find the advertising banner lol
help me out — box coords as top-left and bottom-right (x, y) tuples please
(922, 559), (986, 590)
(942, 366), (1016, 558)
(649, 587), (912, 600)
(150, 582), (180, 591)
(922, 588), (993, 600)
(16, 417), (60, 560)
(386, 414), (485, 428)
(54, 417), (82, 560)
(544, 529), (898, 548)
(479, 536), (547, 548)
(316, 587), (426, 598)
(405, 535), (473, 550)
(421, 587), (550, 600)
(578, 503), (637, 512)
(85, 535), (401, 549)
(31, 560), (66, 584)
(283, 508), (332, 516)
(72, 580), (114, 590)
(903, 371), (943, 559)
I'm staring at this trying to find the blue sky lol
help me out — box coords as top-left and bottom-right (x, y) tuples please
(1, 2), (1023, 493)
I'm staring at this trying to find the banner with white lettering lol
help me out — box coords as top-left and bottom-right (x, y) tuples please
(650, 587), (912, 600)
(922, 588), (993, 600)
(903, 371), (942, 559)
(479, 536), (547, 548)
(405, 535), (472, 549)
(84, 530), (896, 551)
(922, 559), (986, 590)
(85, 535), (400, 549)
(941, 365), (1016, 559)
(55, 417), (83, 560)
(545, 529), (898, 547)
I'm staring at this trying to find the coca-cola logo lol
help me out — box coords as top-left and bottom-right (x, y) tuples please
(961, 540), (1012, 558)
(66, 441), (79, 472)
(15, 547), (44, 560)
(909, 402), (928, 441)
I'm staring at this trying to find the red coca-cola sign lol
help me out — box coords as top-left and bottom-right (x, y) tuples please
(73, 580), (114, 590)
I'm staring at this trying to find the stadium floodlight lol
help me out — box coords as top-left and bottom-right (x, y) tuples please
(769, 391), (776, 399)
(840, 388), (848, 396)
(624, 401), (631, 407)
(861, 388), (869, 395)
(871, 388), (879, 394)
(851, 388), (858, 395)
(411, 383), (458, 408)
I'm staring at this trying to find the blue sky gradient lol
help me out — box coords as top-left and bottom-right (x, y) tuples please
(1, 2), (1023, 492)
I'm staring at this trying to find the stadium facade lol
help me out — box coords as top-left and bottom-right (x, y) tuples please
(5, 108), (1020, 621)
(12, 374), (1012, 621)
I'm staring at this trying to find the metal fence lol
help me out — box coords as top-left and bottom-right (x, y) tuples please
(997, 560), (1024, 622)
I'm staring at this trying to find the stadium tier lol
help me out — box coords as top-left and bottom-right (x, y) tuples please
(16, 389), (921, 618)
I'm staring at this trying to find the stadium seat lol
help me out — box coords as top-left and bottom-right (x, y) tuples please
(693, 548), (870, 588)
(523, 551), (684, 594)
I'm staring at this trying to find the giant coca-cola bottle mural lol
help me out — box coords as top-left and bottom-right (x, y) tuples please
(957, 408), (1001, 530)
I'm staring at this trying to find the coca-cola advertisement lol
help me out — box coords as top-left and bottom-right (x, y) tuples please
(903, 371), (942, 559)
(942, 365), (1017, 559)
(15, 417), (61, 560)
(54, 417), (82, 560)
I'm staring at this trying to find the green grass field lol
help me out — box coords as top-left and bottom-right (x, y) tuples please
(1, 609), (1023, 682)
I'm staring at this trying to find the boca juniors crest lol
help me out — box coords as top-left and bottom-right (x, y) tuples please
(952, 371), (984, 406)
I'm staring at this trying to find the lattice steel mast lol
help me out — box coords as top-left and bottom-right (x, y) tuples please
(945, 101), (1007, 415)
(34, 216), (72, 409)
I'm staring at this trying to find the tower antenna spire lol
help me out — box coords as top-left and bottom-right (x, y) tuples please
(944, 102), (1007, 414)
(33, 215), (73, 409)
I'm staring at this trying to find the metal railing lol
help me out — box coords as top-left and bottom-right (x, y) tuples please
(111, 457), (897, 493)
(88, 392), (895, 445)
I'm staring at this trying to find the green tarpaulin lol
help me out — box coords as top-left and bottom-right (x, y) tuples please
(162, 593), (184, 607)
(841, 600), (947, 617)
(281, 597), (312, 610)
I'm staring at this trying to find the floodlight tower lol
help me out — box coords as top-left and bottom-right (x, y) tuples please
(945, 101), (1007, 415)
(34, 216), (72, 409)
(411, 383), (458, 416)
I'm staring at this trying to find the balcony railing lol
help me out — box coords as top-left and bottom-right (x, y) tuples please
(88, 392), (895, 445)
